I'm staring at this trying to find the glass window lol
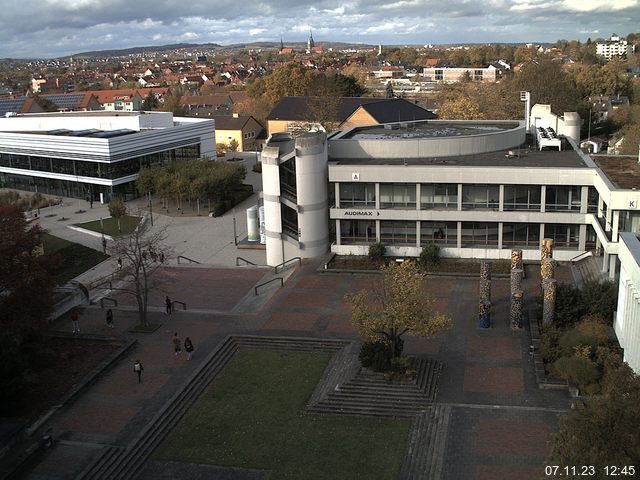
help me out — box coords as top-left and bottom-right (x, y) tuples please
(279, 158), (296, 200)
(619, 211), (640, 233)
(545, 186), (581, 211)
(587, 187), (598, 213)
(30, 156), (52, 173)
(544, 224), (580, 249)
(462, 185), (499, 210)
(340, 220), (376, 245)
(380, 221), (416, 246)
(281, 204), (298, 239)
(421, 183), (457, 209)
(502, 223), (540, 248)
(380, 183), (416, 209)
(503, 185), (541, 211)
(461, 222), (499, 247)
(11, 154), (30, 170)
(339, 183), (375, 207)
(75, 160), (101, 178)
(420, 221), (457, 245)
(51, 158), (75, 175)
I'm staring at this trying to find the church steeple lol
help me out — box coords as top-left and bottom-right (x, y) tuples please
(307, 30), (315, 52)
(280, 37), (284, 52)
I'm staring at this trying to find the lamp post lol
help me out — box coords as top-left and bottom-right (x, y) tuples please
(148, 191), (153, 226)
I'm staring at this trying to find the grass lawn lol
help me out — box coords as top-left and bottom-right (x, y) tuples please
(41, 233), (109, 284)
(156, 349), (410, 480)
(75, 215), (141, 236)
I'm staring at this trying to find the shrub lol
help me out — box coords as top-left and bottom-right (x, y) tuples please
(552, 355), (600, 389)
(368, 242), (386, 262)
(387, 355), (416, 380)
(582, 280), (618, 324)
(418, 243), (440, 270)
(359, 341), (391, 372)
(540, 324), (562, 364)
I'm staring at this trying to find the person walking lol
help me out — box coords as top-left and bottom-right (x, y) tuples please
(71, 310), (80, 334)
(101, 236), (107, 254)
(165, 296), (172, 314)
(184, 337), (194, 360)
(133, 360), (144, 383)
(172, 332), (182, 356)
(106, 309), (114, 329)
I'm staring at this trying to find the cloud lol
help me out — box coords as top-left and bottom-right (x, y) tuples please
(0, 0), (638, 57)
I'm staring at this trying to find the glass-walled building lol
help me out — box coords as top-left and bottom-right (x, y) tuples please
(0, 111), (215, 201)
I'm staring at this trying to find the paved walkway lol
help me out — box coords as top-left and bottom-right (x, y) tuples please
(5, 179), (572, 479)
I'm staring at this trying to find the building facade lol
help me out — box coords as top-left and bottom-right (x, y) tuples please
(261, 106), (639, 284)
(422, 66), (499, 83)
(0, 111), (215, 202)
(614, 232), (640, 374)
(596, 35), (635, 61)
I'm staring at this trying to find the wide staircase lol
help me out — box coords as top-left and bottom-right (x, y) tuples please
(76, 335), (349, 480)
(571, 253), (606, 287)
(307, 357), (442, 418)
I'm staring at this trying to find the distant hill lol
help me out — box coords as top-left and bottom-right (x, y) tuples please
(70, 41), (377, 58)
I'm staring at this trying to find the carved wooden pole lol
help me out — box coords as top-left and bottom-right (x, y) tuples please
(542, 279), (557, 325)
(510, 290), (524, 329)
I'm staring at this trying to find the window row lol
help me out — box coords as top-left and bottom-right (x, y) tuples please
(0, 145), (200, 179)
(339, 220), (593, 249)
(335, 183), (598, 212)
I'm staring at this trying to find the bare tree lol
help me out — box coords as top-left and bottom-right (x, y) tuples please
(108, 217), (173, 326)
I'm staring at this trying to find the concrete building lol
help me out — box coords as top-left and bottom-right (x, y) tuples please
(0, 111), (215, 202)
(615, 232), (640, 374)
(596, 35), (635, 61)
(260, 104), (639, 283)
(422, 66), (499, 83)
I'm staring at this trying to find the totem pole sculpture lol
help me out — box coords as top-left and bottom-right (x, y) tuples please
(510, 289), (524, 329)
(479, 261), (491, 328)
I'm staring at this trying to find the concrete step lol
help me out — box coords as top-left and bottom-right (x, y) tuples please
(308, 404), (421, 418)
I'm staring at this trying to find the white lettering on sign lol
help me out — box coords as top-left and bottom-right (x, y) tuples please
(352, 172), (360, 181)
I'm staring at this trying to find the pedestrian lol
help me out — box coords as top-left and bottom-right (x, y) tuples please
(184, 337), (194, 360)
(106, 309), (114, 329)
(172, 332), (182, 356)
(117, 258), (122, 270)
(165, 296), (172, 314)
(133, 360), (143, 383)
(71, 310), (80, 334)
(101, 237), (107, 254)
(159, 252), (165, 263)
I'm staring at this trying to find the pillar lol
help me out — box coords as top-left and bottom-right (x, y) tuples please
(541, 258), (555, 282)
(542, 279), (557, 325)
(479, 302), (491, 328)
(480, 261), (491, 305)
(511, 268), (523, 295)
(541, 238), (553, 260)
(510, 290), (524, 329)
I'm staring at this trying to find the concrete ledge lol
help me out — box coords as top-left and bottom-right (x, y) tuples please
(67, 225), (114, 240)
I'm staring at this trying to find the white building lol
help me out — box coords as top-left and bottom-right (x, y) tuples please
(615, 232), (640, 374)
(596, 35), (635, 61)
(0, 111), (215, 202)
(260, 104), (640, 285)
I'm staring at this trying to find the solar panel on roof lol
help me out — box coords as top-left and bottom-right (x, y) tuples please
(42, 94), (85, 109)
(68, 129), (101, 137)
(0, 98), (26, 116)
(48, 129), (72, 135)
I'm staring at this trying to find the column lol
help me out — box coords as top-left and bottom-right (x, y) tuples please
(578, 224), (587, 251)
(416, 184), (421, 211)
(510, 289), (523, 329)
(612, 211), (620, 242)
(541, 238), (553, 260)
(580, 186), (589, 214)
(457, 184), (463, 211)
(609, 255), (617, 281)
(540, 185), (546, 213)
(498, 184), (504, 212)
(542, 278), (557, 325)
(335, 219), (341, 246)
(498, 223), (503, 250)
(335, 183), (340, 208)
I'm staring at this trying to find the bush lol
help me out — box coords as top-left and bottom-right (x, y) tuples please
(418, 243), (440, 270)
(582, 280), (618, 324)
(540, 324), (562, 364)
(368, 242), (386, 262)
(359, 341), (391, 372)
(552, 355), (600, 389)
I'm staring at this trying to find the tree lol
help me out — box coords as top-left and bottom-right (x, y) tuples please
(385, 82), (395, 98)
(345, 260), (452, 360)
(108, 197), (127, 233)
(437, 96), (485, 120)
(228, 138), (239, 153)
(546, 358), (640, 470)
(108, 219), (172, 326)
(141, 90), (159, 111)
(162, 89), (187, 116)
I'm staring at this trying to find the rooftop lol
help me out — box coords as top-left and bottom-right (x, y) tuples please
(340, 121), (520, 140)
(593, 156), (640, 189)
(330, 141), (588, 169)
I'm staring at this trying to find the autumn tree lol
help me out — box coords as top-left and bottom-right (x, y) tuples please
(546, 354), (640, 470)
(437, 96), (485, 120)
(109, 219), (172, 327)
(345, 260), (452, 361)
(141, 90), (159, 110)
(514, 57), (581, 113)
(108, 197), (127, 233)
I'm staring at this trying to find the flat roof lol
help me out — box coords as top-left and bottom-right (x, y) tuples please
(593, 156), (640, 189)
(339, 120), (520, 140)
(330, 141), (589, 169)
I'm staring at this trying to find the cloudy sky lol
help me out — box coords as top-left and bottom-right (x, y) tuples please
(1, 0), (639, 58)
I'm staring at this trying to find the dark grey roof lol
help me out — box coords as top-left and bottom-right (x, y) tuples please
(0, 97), (27, 116)
(267, 96), (436, 123)
(41, 93), (86, 110)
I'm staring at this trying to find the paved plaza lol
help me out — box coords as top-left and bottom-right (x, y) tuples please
(5, 183), (573, 480)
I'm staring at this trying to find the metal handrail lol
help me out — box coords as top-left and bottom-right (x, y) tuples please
(172, 300), (187, 311)
(274, 256), (301, 274)
(100, 297), (118, 308)
(254, 277), (283, 296)
(570, 250), (593, 263)
(177, 255), (200, 265)
(236, 256), (258, 266)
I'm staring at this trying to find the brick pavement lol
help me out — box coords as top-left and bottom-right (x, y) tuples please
(14, 260), (574, 480)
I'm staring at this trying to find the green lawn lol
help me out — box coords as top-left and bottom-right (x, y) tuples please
(41, 233), (109, 284)
(74, 215), (141, 236)
(156, 349), (410, 480)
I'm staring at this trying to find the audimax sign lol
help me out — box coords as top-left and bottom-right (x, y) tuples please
(344, 210), (380, 217)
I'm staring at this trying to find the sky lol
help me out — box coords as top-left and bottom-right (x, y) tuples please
(1, 0), (639, 58)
